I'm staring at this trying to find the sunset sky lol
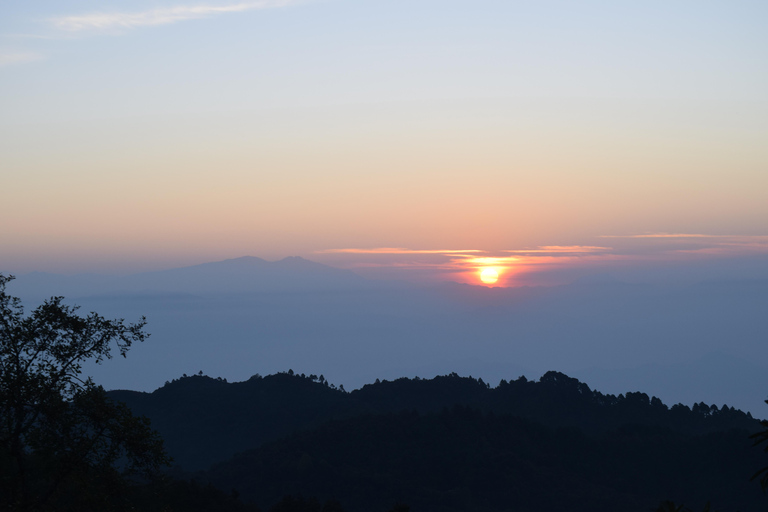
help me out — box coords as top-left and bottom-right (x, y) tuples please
(2, 1), (767, 285)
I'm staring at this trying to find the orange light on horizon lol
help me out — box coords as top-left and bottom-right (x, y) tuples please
(459, 256), (518, 287)
(479, 267), (500, 284)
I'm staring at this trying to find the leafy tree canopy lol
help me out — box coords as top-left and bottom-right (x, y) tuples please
(0, 274), (169, 511)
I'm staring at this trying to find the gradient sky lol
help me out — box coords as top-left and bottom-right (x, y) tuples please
(2, 0), (767, 284)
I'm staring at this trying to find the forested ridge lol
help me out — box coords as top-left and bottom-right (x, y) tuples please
(108, 371), (768, 512)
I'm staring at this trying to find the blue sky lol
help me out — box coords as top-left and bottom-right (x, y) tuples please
(2, 1), (767, 281)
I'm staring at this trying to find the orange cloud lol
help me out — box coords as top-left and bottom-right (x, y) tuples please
(600, 233), (730, 239)
(503, 246), (612, 254)
(459, 256), (520, 267)
(317, 248), (483, 255)
(314, 236), (768, 288)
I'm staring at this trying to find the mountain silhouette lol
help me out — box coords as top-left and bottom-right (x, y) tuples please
(11, 256), (367, 299)
(108, 371), (767, 512)
(109, 371), (759, 471)
(122, 256), (366, 295)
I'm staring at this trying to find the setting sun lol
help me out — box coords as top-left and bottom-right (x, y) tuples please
(480, 267), (499, 285)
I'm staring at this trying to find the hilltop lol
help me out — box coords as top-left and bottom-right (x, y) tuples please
(109, 371), (767, 511)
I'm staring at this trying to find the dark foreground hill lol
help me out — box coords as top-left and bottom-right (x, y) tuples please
(108, 371), (768, 511)
(204, 407), (763, 512)
(109, 371), (760, 471)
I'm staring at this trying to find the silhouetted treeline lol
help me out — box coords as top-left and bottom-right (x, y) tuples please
(201, 405), (763, 512)
(109, 370), (759, 471)
(104, 370), (768, 511)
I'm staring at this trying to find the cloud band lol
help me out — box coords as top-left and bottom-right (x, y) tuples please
(50, 1), (297, 32)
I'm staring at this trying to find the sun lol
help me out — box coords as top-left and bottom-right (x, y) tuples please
(480, 267), (499, 285)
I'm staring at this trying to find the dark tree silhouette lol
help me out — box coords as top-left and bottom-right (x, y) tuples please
(750, 397), (768, 490)
(0, 274), (169, 511)
(655, 501), (688, 512)
(268, 495), (346, 512)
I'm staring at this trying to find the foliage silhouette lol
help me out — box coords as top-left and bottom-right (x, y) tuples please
(654, 501), (722, 512)
(112, 370), (759, 472)
(0, 274), (169, 511)
(127, 477), (261, 512)
(749, 397), (768, 490)
(92, 369), (768, 510)
(268, 495), (347, 512)
(655, 501), (688, 512)
(199, 403), (762, 512)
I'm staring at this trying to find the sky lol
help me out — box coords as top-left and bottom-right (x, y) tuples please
(2, 0), (767, 286)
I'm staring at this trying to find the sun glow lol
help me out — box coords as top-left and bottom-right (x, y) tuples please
(480, 267), (499, 285)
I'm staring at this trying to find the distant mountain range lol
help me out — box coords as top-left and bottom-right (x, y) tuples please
(10, 256), (367, 299)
